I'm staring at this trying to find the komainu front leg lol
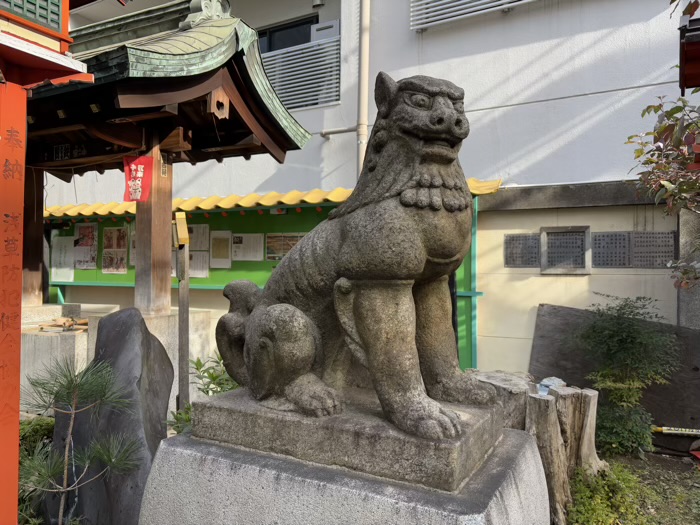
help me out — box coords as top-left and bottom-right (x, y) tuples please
(335, 278), (462, 440)
(245, 304), (343, 416)
(414, 276), (496, 406)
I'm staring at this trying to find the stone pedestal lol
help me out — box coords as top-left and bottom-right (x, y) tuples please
(193, 388), (503, 492)
(140, 430), (549, 525)
(140, 389), (550, 525)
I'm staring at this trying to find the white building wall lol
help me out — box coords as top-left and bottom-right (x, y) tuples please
(51, 0), (682, 206)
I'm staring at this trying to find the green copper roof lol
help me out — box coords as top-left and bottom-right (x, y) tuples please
(73, 17), (310, 149)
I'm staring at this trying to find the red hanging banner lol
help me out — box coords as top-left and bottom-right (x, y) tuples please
(123, 156), (154, 202)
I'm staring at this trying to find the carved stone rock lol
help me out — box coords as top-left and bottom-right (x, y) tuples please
(216, 72), (496, 441)
(45, 308), (173, 525)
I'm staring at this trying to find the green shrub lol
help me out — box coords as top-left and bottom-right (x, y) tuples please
(168, 354), (238, 434)
(20, 417), (54, 455)
(167, 403), (192, 435)
(191, 353), (239, 396)
(595, 405), (654, 457)
(568, 464), (658, 525)
(579, 294), (679, 456)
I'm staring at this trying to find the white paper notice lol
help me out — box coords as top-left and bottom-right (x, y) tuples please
(190, 252), (209, 278)
(231, 233), (264, 261)
(102, 227), (128, 274)
(189, 224), (209, 251)
(210, 231), (231, 268)
(74, 223), (97, 270)
(51, 237), (74, 282)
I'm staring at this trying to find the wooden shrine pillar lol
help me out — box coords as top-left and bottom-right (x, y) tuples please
(135, 131), (173, 316)
(0, 80), (27, 523)
(23, 167), (44, 306)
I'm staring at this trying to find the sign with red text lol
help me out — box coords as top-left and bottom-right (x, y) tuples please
(123, 156), (153, 202)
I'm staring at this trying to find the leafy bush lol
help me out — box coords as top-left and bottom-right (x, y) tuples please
(168, 354), (238, 435)
(20, 417), (54, 455)
(595, 405), (654, 457)
(567, 464), (658, 525)
(191, 353), (239, 396)
(579, 294), (679, 456)
(167, 403), (192, 435)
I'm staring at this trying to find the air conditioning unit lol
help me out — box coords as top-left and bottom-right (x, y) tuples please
(311, 19), (339, 41)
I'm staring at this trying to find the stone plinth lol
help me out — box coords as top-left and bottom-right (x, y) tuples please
(21, 303), (81, 327)
(139, 430), (549, 525)
(20, 330), (88, 412)
(193, 388), (502, 492)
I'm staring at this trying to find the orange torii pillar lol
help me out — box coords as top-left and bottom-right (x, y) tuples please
(0, 80), (27, 523)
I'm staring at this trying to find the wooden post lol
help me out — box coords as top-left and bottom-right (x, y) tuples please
(0, 80), (27, 524)
(23, 166), (44, 306)
(135, 132), (173, 316)
(174, 212), (190, 409)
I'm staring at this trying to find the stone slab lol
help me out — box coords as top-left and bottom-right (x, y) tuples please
(20, 330), (88, 413)
(21, 303), (81, 326)
(139, 431), (549, 525)
(193, 388), (503, 492)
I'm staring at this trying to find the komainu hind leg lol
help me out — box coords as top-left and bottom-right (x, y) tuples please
(245, 303), (343, 416)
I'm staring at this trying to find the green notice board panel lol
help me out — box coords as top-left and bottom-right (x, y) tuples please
(50, 206), (334, 289)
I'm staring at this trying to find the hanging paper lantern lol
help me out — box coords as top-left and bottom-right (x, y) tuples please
(240, 211), (246, 216)
(296, 207), (302, 213)
(222, 212), (228, 217)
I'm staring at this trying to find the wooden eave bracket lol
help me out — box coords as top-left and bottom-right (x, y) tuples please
(207, 86), (230, 120)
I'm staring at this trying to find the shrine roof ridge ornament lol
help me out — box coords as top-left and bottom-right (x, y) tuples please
(179, 0), (232, 31)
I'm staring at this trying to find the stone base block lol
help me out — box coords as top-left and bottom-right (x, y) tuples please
(139, 431), (550, 525)
(21, 303), (81, 326)
(193, 388), (502, 492)
(20, 331), (88, 412)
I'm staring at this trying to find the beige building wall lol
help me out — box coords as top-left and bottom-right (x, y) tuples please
(476, 205), (678, 373)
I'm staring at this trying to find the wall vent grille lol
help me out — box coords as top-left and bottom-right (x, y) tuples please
(410, 0), (539, 31)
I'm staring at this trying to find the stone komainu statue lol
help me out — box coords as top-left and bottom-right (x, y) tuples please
(216, 72), (496, 440)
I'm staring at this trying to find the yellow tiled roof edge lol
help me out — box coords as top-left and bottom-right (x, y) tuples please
(44, 180), (501, 218)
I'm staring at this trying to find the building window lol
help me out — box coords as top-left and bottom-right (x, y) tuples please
(261, 16), (341, 110)
(258, 16), (319, 54)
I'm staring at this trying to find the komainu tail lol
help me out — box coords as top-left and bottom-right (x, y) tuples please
(215, 281), (262, 387)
